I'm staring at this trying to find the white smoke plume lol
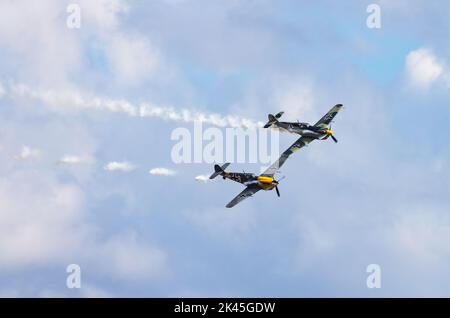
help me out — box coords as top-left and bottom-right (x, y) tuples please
(195, 175), (213, 183)
(58, 155), (94, 165)
(149, 167), (177, 176)
(2, 82), (264, 129)
(104, 161), (136, 172)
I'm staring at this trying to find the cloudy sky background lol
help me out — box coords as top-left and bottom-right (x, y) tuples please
(0, 0), (449, 297)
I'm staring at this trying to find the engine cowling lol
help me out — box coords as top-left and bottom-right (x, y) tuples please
(257, 176), (274, 184)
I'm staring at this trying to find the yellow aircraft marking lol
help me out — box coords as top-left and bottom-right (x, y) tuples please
(257, 176), (274, 184)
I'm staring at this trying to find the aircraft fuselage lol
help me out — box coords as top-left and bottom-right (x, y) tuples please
(275, 122), (330, 139)
(221, 172), (277, 191)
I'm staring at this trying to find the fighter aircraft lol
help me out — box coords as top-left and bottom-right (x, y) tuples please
(209, 134), (312, 208)
(263, 104), (343, 143)
(211, 104), (343, 208)
(209, 162), (283, 208)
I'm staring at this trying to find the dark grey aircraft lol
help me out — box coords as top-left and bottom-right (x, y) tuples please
(209, 162), (284, 208)
(211, 104), (343, 208)
(263, 104), (343, 143)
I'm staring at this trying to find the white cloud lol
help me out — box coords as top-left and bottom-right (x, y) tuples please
(182, 206), (258, 245)
(0, 0), (136, 89)
(104, 161), (136, 172)
(293, 214), (337, 273)
(0, 0), (83, 87)
(78, 0), (170, 87)
(386, 205), (450, 265)
(149, 167), (177, 176)
(0, 119), (168, 286)
(58, 154), (94, 165)
(270, 78), (317, 121)
(107, 34), (161, 84)
(0, 172), (85, 268)
(0, 170), (168, 281)
(78, 0), (129, 30)
(96, 232), (168, 281)
(14, 146), (41, 161)
(405, 48), (444, 89)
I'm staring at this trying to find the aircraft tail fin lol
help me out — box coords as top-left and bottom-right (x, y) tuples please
(209, 163), (230, 179)
(263, 112), (284, 128)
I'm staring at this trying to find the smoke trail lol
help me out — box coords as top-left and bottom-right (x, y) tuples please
(3, 82), (264, 129)
(58, 155), (94, 165)
(104, 161), (136, 172)
(149, 167), (177, 176)
(195, 175), (213, 183)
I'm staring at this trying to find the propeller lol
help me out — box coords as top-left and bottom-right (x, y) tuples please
(325, 123), (338, 143)
(274, 175), (285, 197)
(330, 135), (338, 143)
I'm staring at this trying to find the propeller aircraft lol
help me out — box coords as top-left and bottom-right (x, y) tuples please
(210, 104), (343, 208)
(263, 104), (343, 143)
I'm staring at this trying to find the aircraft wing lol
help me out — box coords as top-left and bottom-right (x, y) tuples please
(261, 136), (315, 177)
(226, 184), (261, 208)
(313, 104), (343, 129)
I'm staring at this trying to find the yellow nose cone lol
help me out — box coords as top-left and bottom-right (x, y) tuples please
(257, 176), (274, 184)
(325, 129), (333, 135)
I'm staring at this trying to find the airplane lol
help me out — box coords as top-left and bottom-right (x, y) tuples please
(263, 104), (343, 143)
(210, 104), (343, 208)
(209, 162), (284, 208)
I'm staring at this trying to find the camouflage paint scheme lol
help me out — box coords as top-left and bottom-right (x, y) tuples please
(210, 104), (343, 208)
(264, 104), (343, 142)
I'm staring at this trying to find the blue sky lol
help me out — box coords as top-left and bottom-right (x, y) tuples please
(0, 0), (450, 297)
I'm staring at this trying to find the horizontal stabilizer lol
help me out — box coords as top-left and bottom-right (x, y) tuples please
(209, 162), (230, 179)
(263, 114), (279, 128)
(274, 111), (284, 119)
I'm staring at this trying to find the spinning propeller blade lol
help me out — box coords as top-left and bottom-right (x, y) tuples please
(327, 123), (338, 143)
(274, 175), (284, 197)
(331, 135), (338, 143)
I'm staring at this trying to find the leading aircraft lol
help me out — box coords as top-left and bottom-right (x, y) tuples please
(210, 104), (343, 208)
(209, 162), (284, 208)
(263, 104), (343, 143)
